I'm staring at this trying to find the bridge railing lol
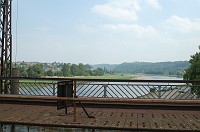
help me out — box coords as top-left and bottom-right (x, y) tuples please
(0, 77), (200, 100)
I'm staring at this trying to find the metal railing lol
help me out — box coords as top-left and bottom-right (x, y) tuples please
(19, 82), (57, 96)
(1, 77), (200, 123)
(0, 77), (200, 100)
(76, 82), (198, 99)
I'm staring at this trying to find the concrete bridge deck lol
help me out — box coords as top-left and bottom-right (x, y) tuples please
(0, 103), (200, 131)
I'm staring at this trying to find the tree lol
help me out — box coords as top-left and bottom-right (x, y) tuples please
(184, 47), (200, 96)
(26, 64), (45, 77)
(61, 63), (71, 76)
(17, 66), (28, 77)
(46, 69), (54, 76)
(184, 52), (200, 80)
(54, 71), (63, 76)
(70, 64), (79, 76)
(92, 68), (104, 76)
(78, 63), (87, 76)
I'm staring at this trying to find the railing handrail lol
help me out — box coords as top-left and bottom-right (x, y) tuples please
(1, 77), (200, 83)
(1, 94), (200, 104)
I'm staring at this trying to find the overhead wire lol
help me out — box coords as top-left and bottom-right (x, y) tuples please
(14, 0), (19, 66)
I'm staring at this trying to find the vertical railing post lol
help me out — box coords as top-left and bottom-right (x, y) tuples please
(73, 79), (77, 122)
(11, 124), (15, 132)
(103, 84), (108, 98)
(4, 80), (9, 94)
(53, 83), (56, 96)
(0, 80), (2, 93)
(158, 85), (161, 99)
(0, 124), (2, 132)
(11, 68), (19, 95)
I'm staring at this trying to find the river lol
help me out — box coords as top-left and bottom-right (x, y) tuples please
(134, 74), (183, 80)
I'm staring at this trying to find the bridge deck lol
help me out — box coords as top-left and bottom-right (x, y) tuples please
(0, 104), (200, 131)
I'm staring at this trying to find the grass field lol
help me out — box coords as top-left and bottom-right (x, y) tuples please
(18, 74), (136, 82)
(71, 74), (134, 80)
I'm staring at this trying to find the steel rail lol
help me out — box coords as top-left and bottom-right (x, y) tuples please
(1, 94), (200, 104)
(1, 94), (200, 122)
(1, 77), (200, 83)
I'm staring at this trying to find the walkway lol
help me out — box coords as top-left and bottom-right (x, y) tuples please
(0, 104), (200, 131)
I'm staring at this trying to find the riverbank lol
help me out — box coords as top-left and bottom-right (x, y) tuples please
(43, 74), (182, 80)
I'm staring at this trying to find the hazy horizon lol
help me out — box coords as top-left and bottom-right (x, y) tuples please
(14, 60), (189, 65)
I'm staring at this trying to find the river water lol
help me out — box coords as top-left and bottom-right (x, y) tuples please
(19, 75), (183, 97)
(134, 74), (182, 80)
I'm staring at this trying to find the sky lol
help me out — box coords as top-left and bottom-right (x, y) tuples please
(12, 0), (200, 64)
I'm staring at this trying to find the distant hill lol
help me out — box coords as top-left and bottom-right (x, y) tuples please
(114, 61), (189, 76)
(92, 61), (190, 77)
(91, 64), (118, 71)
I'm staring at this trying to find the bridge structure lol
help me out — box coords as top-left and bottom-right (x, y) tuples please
(0, 0), (200, 131)
(0, 77), (200, 131)
(0, 0), (12, 94)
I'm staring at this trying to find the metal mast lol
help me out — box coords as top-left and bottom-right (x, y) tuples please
(0, 0), (12, 93)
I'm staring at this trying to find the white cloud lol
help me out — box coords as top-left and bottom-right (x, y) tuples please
(146, 0), (162, 10)
(91, 0), (141, 21)
(166, 15), (200, 33)
(79, 23), (157, 37)
(77, 22), (188, 63)
(100, 24), (157, 36)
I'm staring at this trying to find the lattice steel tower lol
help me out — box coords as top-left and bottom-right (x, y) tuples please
(0, 0), (12, 93)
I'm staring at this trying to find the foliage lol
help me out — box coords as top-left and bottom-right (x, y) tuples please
(184, 52), (200, 80)
(184, 48), (200, 96)
(26, 64), (45, 77)
(113, 61), (189, 77)
(46, 69), (54, 76)
(61, 63), (71, 76)
(15, 62), (107, 77)
(16, 65), (28, 77)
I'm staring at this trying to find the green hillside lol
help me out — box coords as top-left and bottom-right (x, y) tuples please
(113, 61), (189, 77)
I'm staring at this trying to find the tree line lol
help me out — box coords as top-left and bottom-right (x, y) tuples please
(16, 63), (107, 77)
(113, 61), (189, 77)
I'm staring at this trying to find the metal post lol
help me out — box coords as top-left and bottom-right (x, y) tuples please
(103, 84), (108, 98)
(158, 85), (161, 99)
(4, 80), (8, 94)
(0, 124), (2, 132)
(73, 80), (77, 122)
(0, 0), (12, 93)
(0, 81), (2, 93)
(53, 83), (56, 96)
(11, 124), (15, 132)
(10, 68), (19, 94)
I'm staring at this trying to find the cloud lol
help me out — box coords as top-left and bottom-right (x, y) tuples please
(166, 15), (200, 33)
(79, 23), (157, 37)
(146, 0), (162, 10)
(91, 0), (141, 21)
(77, 22), (188, 63)
(100, 24), (157, 36)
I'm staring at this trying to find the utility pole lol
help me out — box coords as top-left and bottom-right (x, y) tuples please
(0, 0), (12, 93)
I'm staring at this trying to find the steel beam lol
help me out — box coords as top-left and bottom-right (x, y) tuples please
(0, 0), (12, 93)
(0, 94), (200, 104)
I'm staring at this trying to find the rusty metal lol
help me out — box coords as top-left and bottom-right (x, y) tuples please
(0, 94), (200, 104)
(73, 80), (77, 122)
(1, 77), (200, 131)
(1, 76), (200, 83)
(0, 0), (12, 93)
(7, 78), (200, 100)
(0, 103), (200, 131)
(1, 77), (200, 98)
